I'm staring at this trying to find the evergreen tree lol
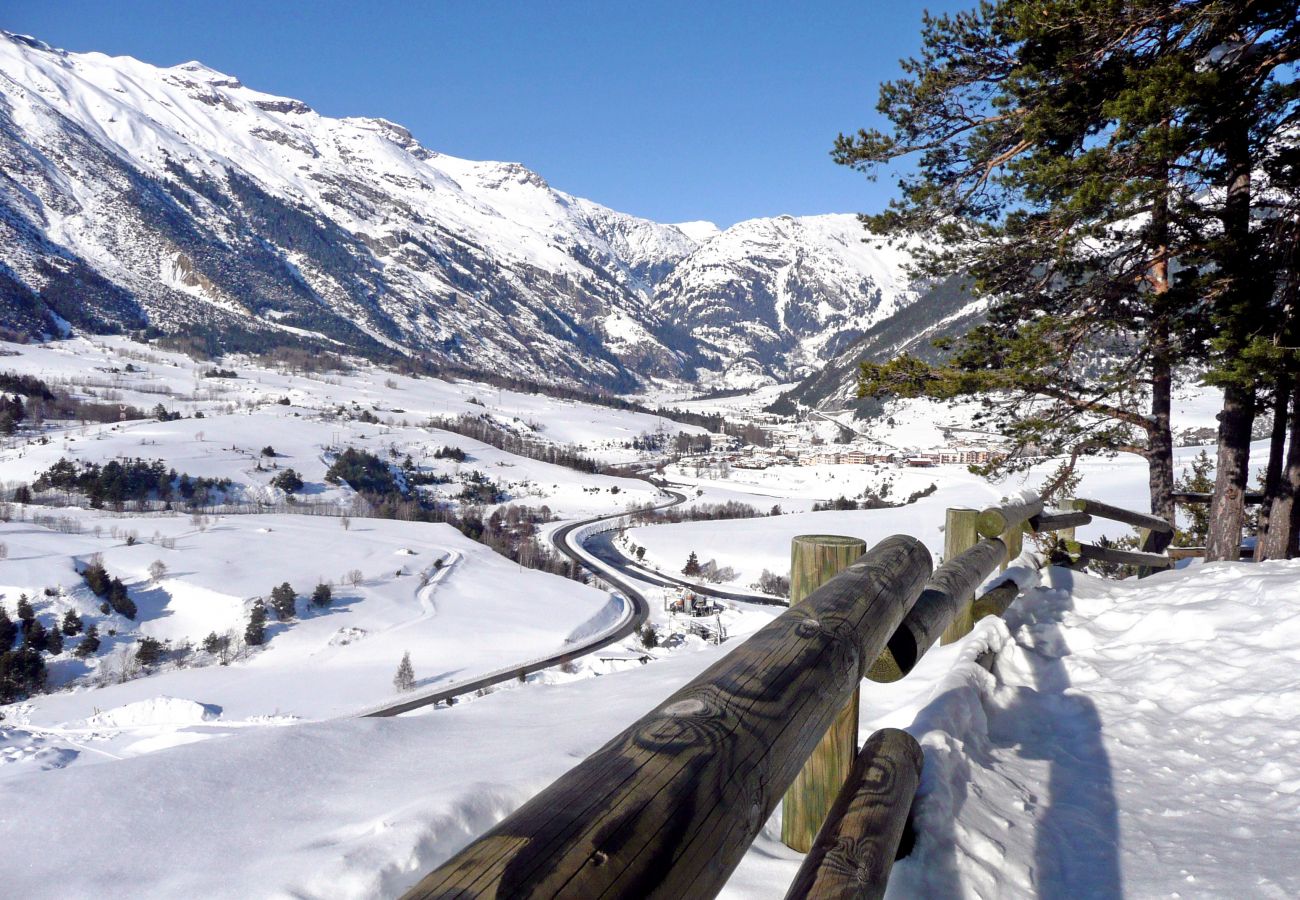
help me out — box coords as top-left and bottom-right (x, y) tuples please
(270, 583), (297, 621)
(22, 619), (47, 654)
(311, 583), (332, 608)
(61, 609), (83, 636)
(135, 637), (164, 667)
(0, 608), (16, 651)
(393, 651), (415, 693)
(682, 551), (702, 577)
(202, 631), (223, 654)
(271, 468), (304, 494)
(0, 647), (46, 702)
(108, 578), (136, 620)
(836, 0), (1300, 560)
(15, 594), (33, 624)
(45, 623), (63, 655)
(74, 625), (100, 658)
(1174, 450), (1215, 547)
(245, 600), (268, 646)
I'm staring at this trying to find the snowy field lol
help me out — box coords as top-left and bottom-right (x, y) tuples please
(1, 336), (1296, 898)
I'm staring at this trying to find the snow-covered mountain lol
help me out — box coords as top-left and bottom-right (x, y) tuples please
(0, 33), (922, 390)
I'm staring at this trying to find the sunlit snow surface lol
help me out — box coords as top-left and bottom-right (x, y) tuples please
(0, 335), (1296, 897)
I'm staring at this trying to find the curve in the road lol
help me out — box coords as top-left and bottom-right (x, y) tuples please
(362, 486), (686, 718)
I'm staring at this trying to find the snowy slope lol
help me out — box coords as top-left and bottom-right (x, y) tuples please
(0, 32), (920, 391)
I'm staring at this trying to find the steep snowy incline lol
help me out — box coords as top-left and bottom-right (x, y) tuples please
(0, 32), (921, 390)
(652, 214), (918, 387)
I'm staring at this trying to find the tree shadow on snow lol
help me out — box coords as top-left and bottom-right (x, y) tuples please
(996, 566), (1123, 899)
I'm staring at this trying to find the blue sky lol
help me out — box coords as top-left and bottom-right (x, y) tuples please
(4, 1), (972, 227)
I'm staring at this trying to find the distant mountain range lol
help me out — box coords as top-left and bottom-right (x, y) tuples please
(0, 32), (981, 401)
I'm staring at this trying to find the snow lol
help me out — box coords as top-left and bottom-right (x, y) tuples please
(0, 333), (1297, 897)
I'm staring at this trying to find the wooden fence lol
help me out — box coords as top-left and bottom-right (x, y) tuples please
(402, 493), (1178, 898)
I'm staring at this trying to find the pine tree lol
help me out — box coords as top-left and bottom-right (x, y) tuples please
(0, 608), (15, 651)
(270, 583), (296, 621)
(15, 594), (33, 624)
(393, 651), (415, 693)
(61, 609), (83, 636)
(74, 625), (100, 658)
(1173, 451), (1214, 547)
(245, 600), (268, 646)
(135, 637), (164, 667)
(682, 551), (702, 577)
(45, 624), (63, 655)
(311, 583), (332, 608)
(22, 619), (47, 654)
(108, 578), (136, 619)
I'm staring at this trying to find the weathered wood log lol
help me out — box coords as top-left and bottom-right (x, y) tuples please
(1069, 498), (1172, 534)
(1063, 539), (1173, 569)
(975, 496), (1045, 539)
(783, 535), (869, 853)
(969, 550), (1047, 622)
(1172, 490), (1266, 505)
(939, 509), (979, 645)
(403, 535), (933, 900)
(1167, 546), (1255, 561)
(1026, 510), (1092, 533)
(971, 580), (1020, 622)
(868, 537), (1005, 682)
(783, 728), (923, 900)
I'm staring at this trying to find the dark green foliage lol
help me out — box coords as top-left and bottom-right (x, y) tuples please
(639, 623), (658, 649)
(61, 609), (83, 636)
(0, 608), (17, 651)
(22, 619), (47, 653)
(204, 368), (239, 379)
(15, 594), (33, 623)
(433, 445), (467, 462)
(271, 468), (304, 494)
(245, 600), (267, 646)
(83, 562), (110, 597)
(74, 625), (100, 658)
(270, 583), (296, 621)
(311, 583), (332, 608)
(0, 648), (46, 702)
(201, 631), (224, 654)
(151, 403), (182, 422)
(683, 552), (702, 577)
(261, 445), (276, 457)
(1174, 450), (1214, 547)
(34, 457), (230, 508)
(325, 448), (400, 495)
(12, 484), (31, 505)
(45, 624), (63, 655)
(108, 578), (137, 620)
(135, 637), (165, 667)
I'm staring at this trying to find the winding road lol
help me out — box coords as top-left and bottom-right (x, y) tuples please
(362, 484), (692, 717)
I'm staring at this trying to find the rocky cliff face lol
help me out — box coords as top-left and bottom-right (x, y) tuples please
(0, 33), (928, 391)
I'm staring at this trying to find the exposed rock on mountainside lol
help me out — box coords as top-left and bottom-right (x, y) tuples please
(0, 32), (942, 391)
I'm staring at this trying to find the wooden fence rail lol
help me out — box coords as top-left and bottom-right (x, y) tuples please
(783, 728), (923, 900)
(404, 535), (933, 900)
(867, 537), (1007, 683)
(399, 492), (1183, 900)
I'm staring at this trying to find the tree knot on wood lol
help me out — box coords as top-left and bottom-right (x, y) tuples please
(795, 618), (822, 638)
(663, 697), (711, 717)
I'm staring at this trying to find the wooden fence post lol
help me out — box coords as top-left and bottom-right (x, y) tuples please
(782, 534), (868, 853)
(939, 509), (979, 644)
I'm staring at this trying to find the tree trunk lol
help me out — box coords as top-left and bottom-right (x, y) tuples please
(1258, 371), (1292, 542)
(1205, 120), (1256, 563)
(1207, 381), (1256, 561)
(1146, 323), (1175, 553)
(1260, 382), (1300, 560)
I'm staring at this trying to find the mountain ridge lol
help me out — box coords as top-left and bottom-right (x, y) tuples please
(0, 32), (963, 394)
